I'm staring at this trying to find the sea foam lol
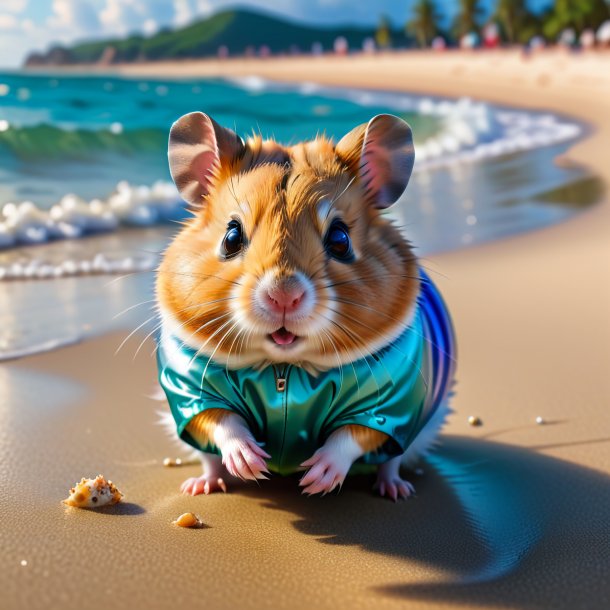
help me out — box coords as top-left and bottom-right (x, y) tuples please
(0, 86), (582, 275)
(0, 180), (183, 250)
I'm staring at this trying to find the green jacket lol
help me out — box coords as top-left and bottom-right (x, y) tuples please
(158, 306), (438, 476)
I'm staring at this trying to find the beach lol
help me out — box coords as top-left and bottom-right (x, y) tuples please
(2, 49), (609, 610)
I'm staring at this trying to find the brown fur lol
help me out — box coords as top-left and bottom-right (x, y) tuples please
(344, 425), (389, 453)
(185, 409), (230, 447)
(157, 134), (419, 369)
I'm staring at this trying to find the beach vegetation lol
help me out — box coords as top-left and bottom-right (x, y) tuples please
(407, 0), (441, 48)
(26, 9), (412, 66)
(21, 1), (610, 68)
(375, 15), (393, 49)
(494, 0), (528, 44)
(452, 0), (486, 39)
(540, 0), (610, 40)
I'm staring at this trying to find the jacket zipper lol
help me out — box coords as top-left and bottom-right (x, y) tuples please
(273, 364), (289, 392)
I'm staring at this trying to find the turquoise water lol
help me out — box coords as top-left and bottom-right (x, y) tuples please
(0, 72), (600, 359)
(0, 73), (440, 207)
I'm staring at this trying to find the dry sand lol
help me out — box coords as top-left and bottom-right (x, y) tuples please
(3, 50), (609, 609)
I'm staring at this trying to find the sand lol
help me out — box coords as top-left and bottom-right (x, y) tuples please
(3, 50), (609, 610)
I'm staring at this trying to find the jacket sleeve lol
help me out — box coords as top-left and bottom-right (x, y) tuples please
(320, 324), (429, 461)
(156, 332), (239, 454)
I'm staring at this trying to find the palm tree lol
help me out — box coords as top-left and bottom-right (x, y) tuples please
(407, 0), (441, 48)
(453, 0), (486, 39)
(542, 0), (609, 40)
(375, 15), (392, 49)
(495, 0), (527, 44)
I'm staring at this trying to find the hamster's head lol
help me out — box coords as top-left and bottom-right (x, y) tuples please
(157, 112), (419, 370)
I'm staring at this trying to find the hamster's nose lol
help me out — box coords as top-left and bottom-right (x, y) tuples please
(263, 276), (307, 315)
(266, 285), (305, 314)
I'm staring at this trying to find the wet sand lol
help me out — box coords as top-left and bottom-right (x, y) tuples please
(4, 50), (610, 609)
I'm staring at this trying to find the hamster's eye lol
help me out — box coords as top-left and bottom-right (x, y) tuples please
(221, 219), (244, 259)
(324, 220), (354, 262)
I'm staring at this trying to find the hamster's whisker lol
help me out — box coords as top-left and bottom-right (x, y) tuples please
(323, 305), (422, 392)
(124, 299), (223, 358)
(112, 299), (158, 320)
(329, 295), (454, 362)
(153, 311), (234, 362)
(331, 321), (382, 400)
(324, 272), (423, 290)
(415, 259), (450, 279)
(317, 324), (345, 392)
(236, 326), (252, 363)
(161, 269), (244, 288)
(145, 297), (239, 357)
(234, 322), (251, 363)
(103, 270), (154, 287)
(200, 319), (241, 386)
(115, 312), (164, 356)
(137, 310), (202, 360)
(317, 312), (379, 398)
(190, 315), (237, 369)
(157, 296), (239, 320)
(182, 311), (234, 348)
(137, 296), (235, 360)
(319, 310), (373, 364)
(329, 296), (408, 326)
(225, 323), (248, 374)
(325, 302), (435, 393)
(310, 319), (346, 395)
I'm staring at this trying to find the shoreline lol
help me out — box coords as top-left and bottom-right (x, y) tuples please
(3, 50), (610, 609)
(80, 49), (610, 468)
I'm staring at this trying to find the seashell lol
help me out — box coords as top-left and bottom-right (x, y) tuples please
(63, 474), (123, 508)
(172, 512), (203, 528)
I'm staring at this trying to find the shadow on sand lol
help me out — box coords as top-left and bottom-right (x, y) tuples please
(237, 435), (610, 609)
(90, 502), (146, 516)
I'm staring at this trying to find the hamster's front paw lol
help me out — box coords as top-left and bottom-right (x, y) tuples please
(213, 415), (271, 481)
(220, 436), (270, 481)
(181, 475), (227, 495)
(299, 449), (352, 496)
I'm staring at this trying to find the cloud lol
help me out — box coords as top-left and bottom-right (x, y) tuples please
(142, 17), (158, 35)
(47, 0), (100, 33)
(173, 0), (192, 27)
(172, 0), (214, 27)
(0, 14), (19, 29)
(100, 0), (174, 36)
(100, 0), (147, 35)
(2, 1), (29, 13)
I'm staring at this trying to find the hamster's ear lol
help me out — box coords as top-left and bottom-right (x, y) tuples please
(336, 114), (415, 209)
(168, 112), (244, 206)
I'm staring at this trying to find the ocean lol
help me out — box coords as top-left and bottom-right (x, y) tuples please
(0, 72), (600, 359)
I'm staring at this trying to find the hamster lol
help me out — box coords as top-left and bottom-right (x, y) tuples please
(156, 111), (456, 500)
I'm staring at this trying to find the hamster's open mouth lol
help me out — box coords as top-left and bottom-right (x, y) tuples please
(268, 327), (299, 347)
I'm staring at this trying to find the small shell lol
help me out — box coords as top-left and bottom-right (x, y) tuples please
(535, 416), (545, 425)
(173, 512), (203, 528)
(163, 457), (183, 467)
(63, 474), (123, 508)
(468, 415), (483, 427)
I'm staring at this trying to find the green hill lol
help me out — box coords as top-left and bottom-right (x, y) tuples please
(25, 9), (413, 66)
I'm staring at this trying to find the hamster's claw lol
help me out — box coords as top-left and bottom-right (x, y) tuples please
(299, 451), (349, 496)
(180, 475), (227, 495)
(373, 476), (415, 502)
(221, 437), (270, 482)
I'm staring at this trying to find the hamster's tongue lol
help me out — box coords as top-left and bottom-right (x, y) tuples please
(270, 327), (297, 346)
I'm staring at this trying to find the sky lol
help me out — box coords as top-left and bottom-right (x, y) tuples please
(0, 0), (554, 68)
